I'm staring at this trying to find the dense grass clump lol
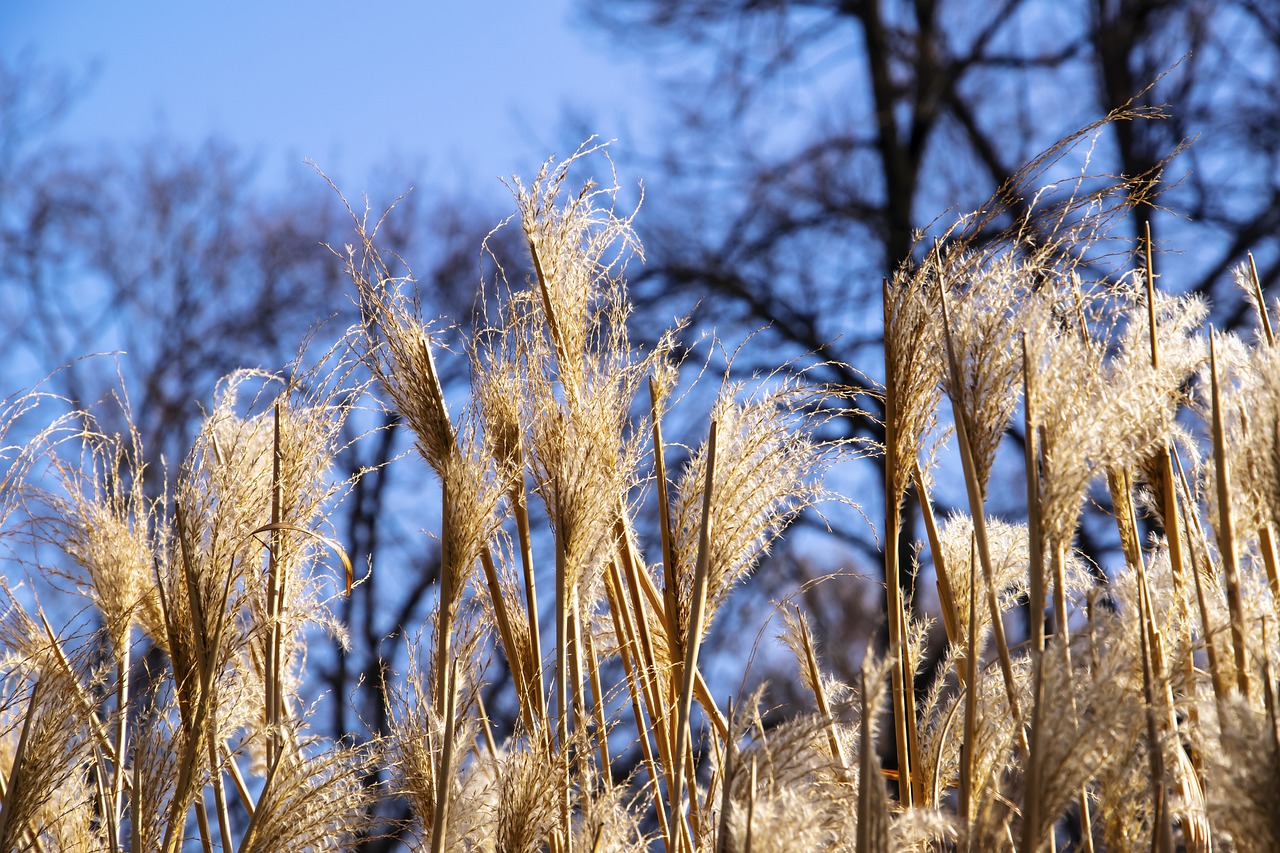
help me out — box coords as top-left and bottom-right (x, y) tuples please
(2, 123), (1280, 852)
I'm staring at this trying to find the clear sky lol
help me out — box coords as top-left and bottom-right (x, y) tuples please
(1, 2), (657, 202)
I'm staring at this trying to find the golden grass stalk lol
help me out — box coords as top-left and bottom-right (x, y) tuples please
(670, 420), (718, 846)
(650, 376), (681, 666)
(938, 282), (1023, 734)
(266, 402), (285, 768)
(958, 540), (980, 837)
(915, 462), (959, 655)
(1209, 333), (1252, 696)
(1141, 227), (1202, 745)
(1020, 329), (1050, 853)
(607, 532), (676, 790)
(881, 438), (916, 807)
(1113, 469), (1175, 852)
(1245, 251), (1275, 348)
(882, 270), (933, 775)
(1022, 334), (1046, 660)
(857, 655), (891, 853)
(0, 677), (43, 851)
(1174, 447), (1231, 709)
(784, 604), (846, 772)
(881, 267), (943, 806)
(552, 475), (573, 751)
(617, 517), (729, 742)
(603, 558), (673, 845)
(430, 660), (460, 853)
(512, 477), (549, 727)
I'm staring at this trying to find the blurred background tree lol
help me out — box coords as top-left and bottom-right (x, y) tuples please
(582, 0), (1280, 697)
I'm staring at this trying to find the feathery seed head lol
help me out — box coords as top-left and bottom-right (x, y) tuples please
(36, 418), (163, 650)
(492, 740), (570, 853)
(237, 732), (381, 853)
(670, 379), (846, 645)
(510, 140), (642, 401)
(936, 514), (1031, 650)
(1196, 329), (1280, 544)
(937, 248), (1043, 491)
(883, 261), (945, 507)
(1207, 694), (1280, 849)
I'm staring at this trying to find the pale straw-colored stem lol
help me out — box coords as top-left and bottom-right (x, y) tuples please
(792, 603), (847, 772)
(615, 511), (730, 741)
(940, 284), (1024, 737)
(1209, 333), (1251, 696)
(0, 678), (42, 851)
(959, 541), (980, 842)
(649, 376), (681, 665)
(1247, 251), (1275, 347)
(670, 421), (718, 845)
(584, 619), (612, 788)
(915, 463), (960, 658)
(430, 660), (459, 853)
(479, 545), (536, 735)
(603, 560), (672, 844)
(881, 277), (916, 805)
(511, 470), (549, 735)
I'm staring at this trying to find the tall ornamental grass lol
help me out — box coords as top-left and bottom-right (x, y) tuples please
(1, 119), (1278, 851)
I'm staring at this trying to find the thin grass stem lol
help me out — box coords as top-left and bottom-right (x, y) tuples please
(670, 420), (718, 845)
(1209, 333), (1251, 695)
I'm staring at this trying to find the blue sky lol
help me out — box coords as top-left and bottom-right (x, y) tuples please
(1, 2), (657, 201)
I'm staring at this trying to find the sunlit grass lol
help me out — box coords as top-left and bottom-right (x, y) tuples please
(2, 121), (1279, 852)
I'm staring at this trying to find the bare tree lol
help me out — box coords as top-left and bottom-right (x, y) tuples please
(581, 0), (1280, 776)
